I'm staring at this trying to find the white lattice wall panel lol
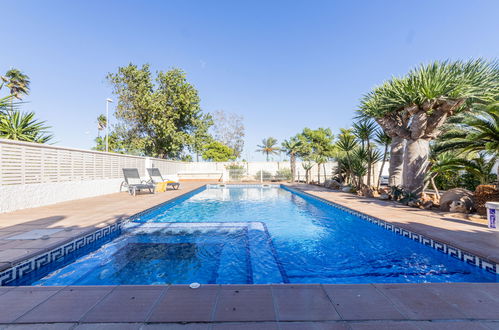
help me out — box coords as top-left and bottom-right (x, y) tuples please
(0, 139), (145, 186)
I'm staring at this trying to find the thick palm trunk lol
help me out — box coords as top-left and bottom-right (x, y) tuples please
(366, 142), (371, 187)
(290, 154), (296, 182)
(403, 138), (430, 196)
(389, 137), (405, 187)
(317, 164), (321, 184)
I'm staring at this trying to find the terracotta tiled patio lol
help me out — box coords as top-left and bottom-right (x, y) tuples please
(1, 283), (499, 328)
(0, 183), (499, 328)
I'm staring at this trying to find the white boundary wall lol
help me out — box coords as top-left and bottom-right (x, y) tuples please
(0, 139), (337, 213)
(0, 139), (184, 213)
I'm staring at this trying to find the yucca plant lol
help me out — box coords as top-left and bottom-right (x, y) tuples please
(0, 95), (14, 115)
(0, 111), (53, 143)
(360, 59), (499, 196)
(350, 147), (369, 190)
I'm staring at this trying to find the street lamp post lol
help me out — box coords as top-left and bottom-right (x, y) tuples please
(105, 98), (113, 152)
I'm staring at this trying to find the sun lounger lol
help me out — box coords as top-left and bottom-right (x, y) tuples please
(121, 168), (155, 196)
(147, 168), (180, 190)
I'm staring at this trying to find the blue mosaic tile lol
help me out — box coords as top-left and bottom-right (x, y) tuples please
(281, 185), (499, 275)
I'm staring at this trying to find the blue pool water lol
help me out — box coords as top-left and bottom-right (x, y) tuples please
(29, 186), (498, 285)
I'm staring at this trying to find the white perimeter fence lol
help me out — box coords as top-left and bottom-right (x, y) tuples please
(0, 139), (341, 213)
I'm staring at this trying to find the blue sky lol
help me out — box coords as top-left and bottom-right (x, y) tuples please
(1, 0), (498, 161)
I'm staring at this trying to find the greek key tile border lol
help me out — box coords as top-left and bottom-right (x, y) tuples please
(0, 222), (122, 286)
(0, 185), (208, 286)
(281, 185), (499, 275)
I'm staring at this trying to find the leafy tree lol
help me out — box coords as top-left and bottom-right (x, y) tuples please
(360, 59), (499, 196)
(190, 113), (214, 161)
(211, 110), (245, 158)
(300, 127), (334, 182)
(256, 137), (280, 161)
(93, 131), (126, 153)
(107, 64), (209, 159)
(0, 111), (52, 143)
(202, 141), (236, 162)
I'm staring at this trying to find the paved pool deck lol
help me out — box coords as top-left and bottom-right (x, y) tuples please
(0, 182), (498, 328)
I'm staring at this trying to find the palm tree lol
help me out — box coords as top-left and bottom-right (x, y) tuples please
(0, 111), (52, 143)
(281, 137), (303, 182)
(335, 129), (358, 184)
(454, 154), (497, 185)
(97, 114), (107, 137)
(425, 151), (460, 198)
(436, 102), (499, 179)
(312, 154), (328, 183)
(301, 161), (314, 184)
(374, 130), (392, 189)
(360, 59), (499, 196)
(5, 68), (30, 100)
(256, 137), (280, 161)
(352, 120), (377, 186)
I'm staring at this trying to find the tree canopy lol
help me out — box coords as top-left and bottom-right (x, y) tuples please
(360, 59), (499, 141)
(359, 59), (499, 195)
(107, 64), (211, 159)
(211, 110), (245, 158)
(202, 140), (236, 162)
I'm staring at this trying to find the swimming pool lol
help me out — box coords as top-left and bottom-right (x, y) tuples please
(15, 185), (499, 285)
